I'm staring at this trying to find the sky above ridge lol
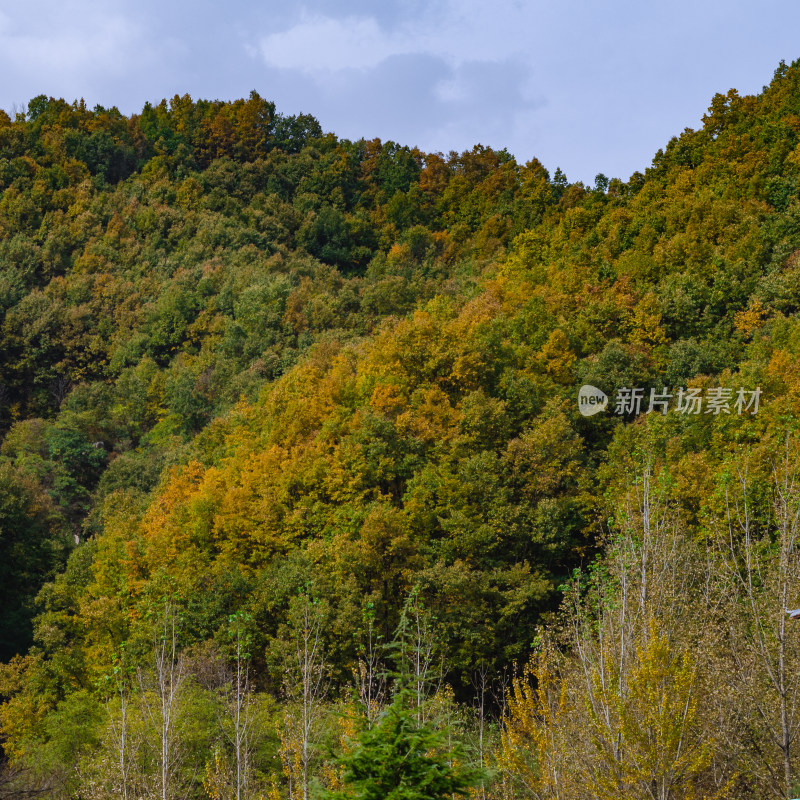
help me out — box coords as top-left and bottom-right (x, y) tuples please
(1, 0), (799, 184)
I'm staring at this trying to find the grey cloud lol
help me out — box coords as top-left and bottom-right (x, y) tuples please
(258, 53), (538, 157)
(1, 0), (799, 184)
(282, 0), (433, 30)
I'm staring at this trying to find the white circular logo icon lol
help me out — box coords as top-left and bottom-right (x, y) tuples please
(578, 385), (608, 417)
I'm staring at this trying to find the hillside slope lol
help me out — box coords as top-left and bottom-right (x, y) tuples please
(2, 60), (800, 798)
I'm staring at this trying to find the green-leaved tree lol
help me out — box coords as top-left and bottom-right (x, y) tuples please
(327, 687), (482, 800)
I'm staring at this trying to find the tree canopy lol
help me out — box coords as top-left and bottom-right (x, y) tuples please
(2, 60), (800, 799)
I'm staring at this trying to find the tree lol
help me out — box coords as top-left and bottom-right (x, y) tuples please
(103, 645), (138, 800)
(712, 442), (800, 799)
(78, 645), (144, 800)
(326, 687), (481, 800)
(0, 461), (67, 660)
(280, 589), (329, 800)
(205, 612), (257, 800)
(470, 662), (490, 800)
(138, 599), (188, 800)
(353, 603), (386, 730)
(498, 461), (730, 800)
(392, 589), (442, 728)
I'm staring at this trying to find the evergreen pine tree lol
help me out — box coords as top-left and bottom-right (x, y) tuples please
(327, 687), (481, 800)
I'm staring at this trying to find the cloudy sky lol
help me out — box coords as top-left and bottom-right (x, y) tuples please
(1, 0), (798, 183)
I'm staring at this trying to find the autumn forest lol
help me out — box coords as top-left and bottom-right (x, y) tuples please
(2, 60), (800, 799)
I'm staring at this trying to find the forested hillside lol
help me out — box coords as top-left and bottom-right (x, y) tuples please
(2, 59), (800, 799)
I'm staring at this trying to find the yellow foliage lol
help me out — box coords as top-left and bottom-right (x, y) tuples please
(278, 707), (304, 797)
(397, 386), (460, 445)
(498, 621), (730, 800)
(370, 382), (408, 417)
(629, 294), (669, 347)
(320, 701), (360, 792)
(0, 654), (49, 762)
(498, 648), (568, 800)
(203, 749), (225, 800)
(733, 298), (766, 335)
(585, 621), (717, 800)
(538, 329), (576, 384)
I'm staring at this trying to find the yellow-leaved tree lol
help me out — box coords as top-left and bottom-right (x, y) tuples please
(498, 462), (734, 800)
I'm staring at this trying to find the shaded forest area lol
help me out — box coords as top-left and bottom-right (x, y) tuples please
(2, 59), (800, 798)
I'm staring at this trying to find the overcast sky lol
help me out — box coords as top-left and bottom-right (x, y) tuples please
(1, 0), (799, 184)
